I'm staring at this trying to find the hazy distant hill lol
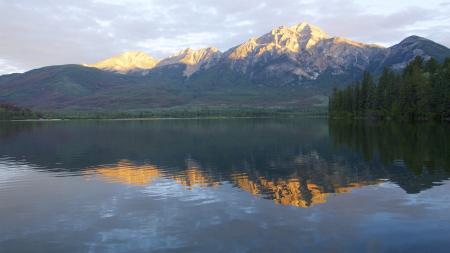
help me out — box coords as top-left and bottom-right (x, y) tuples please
(1, 22), (449, 111)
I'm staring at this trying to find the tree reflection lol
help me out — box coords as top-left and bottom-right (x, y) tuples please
(329, 120), (450, 175)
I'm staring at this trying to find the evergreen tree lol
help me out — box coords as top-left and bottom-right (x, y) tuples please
(360, 71), (374, 113)
(442, 59), (450, 119)
(377, 68), (396, 115)
(329, 56), (450, 121)
(353, 82), (361, 116)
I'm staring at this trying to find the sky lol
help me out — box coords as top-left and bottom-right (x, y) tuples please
(1, 0), (450, 75)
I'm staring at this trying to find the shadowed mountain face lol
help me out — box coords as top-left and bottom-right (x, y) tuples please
(370, 36), (450, 72)
(1, 23), (449, 110)
(0, 119), (448, 207)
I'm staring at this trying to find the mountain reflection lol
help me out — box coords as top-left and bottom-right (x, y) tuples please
(0, 119), (449, 208)
(86, 160), (162, 186)
(86, 157), (381, 208)
(231, 173), (380, 207)
(86, 160), (220, 188)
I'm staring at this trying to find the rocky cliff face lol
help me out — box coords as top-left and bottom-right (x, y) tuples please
(226, 23), (329, 61)
(157, 47), (222, 76)
(224, 23), (330, 71)
(371, 35), (450, 72)
(220, 23), (385, 85)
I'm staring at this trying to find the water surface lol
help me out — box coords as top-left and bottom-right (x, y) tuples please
(0, 119), (449, 252)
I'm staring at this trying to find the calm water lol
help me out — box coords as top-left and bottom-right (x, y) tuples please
(0, 119), (449, 252)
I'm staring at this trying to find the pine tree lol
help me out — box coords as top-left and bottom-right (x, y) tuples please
(360, 71), (374, 113)
(353, 82), (361, 116)
(329, 56), (450, 121)
(377, 68), (396, 115)
(401, 56), (424, 120)
(442, 58), (450, 119)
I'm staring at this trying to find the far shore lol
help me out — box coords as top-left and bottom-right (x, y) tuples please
(4, 114), (328, 122)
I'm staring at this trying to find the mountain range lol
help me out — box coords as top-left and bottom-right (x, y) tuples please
(1, 22), (450, 111)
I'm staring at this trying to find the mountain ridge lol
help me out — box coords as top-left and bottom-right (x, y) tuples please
(85, 22), (450, 85)
(1, 22), (450, 111)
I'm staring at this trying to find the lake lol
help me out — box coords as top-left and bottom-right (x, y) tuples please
(0, 118), (449, 252)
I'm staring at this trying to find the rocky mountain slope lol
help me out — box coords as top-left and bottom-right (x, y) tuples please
(86, 23), (449, 86)
(1, 22), (449, 110)
(218, 24), (384, 86)
(157, 47), (222, 76)
(372, 35), (450, 71)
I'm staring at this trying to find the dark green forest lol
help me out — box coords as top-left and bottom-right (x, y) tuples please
(329, 56), (450, 121)
(0, 104), (42, 120)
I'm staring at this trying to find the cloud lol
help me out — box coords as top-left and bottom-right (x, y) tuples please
(135, 32), (222, 56)
(0, 59), (23, 75)
(0, 0), (449, 74)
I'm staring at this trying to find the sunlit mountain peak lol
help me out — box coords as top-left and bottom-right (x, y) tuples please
(290, 22), (329, 36)
(157, 47), (222, 76)
(85, 51), (159, 74)
(228, 22), (330, 62)
(167, 47), (221, 64)
(258, 22), (329, 51)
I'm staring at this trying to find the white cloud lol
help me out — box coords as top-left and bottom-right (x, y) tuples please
(0, 59), (24, 75)
(135, 32), (221, 56)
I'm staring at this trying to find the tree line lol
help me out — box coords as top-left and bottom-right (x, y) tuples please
(329, 56), (450, 121)
(0, 103), (42, 120)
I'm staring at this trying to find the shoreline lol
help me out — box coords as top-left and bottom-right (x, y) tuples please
(3, 114), (328, 122)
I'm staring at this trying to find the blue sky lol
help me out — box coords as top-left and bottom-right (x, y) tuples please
(0, 0), (449, 74)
